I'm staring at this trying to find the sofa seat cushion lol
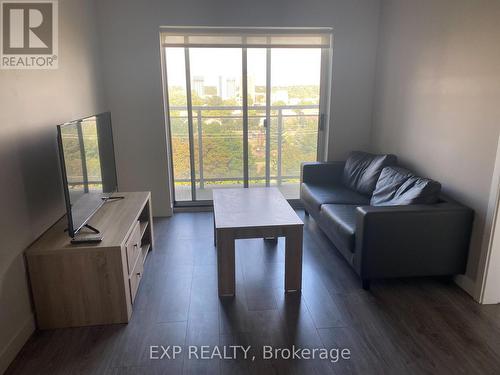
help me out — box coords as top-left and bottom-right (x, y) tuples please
(320, 204), (358, 252)
(301, 183), (369, 211)
(342, 151), (397, 195)
(371, 166), (442, 206)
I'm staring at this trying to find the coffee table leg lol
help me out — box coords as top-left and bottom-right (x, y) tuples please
(217, 229), (235, 297)
(284, 226), (303, 292)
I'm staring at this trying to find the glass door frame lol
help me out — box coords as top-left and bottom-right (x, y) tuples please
(160, 27), (333, 208)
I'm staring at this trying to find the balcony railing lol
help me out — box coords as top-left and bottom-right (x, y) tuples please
(169, 104), (319, 199)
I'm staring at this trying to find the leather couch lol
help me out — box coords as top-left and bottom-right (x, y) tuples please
(300, 151), (473, 289)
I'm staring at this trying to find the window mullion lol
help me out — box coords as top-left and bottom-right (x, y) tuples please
(184, 46), (197, 201)
(242, 47), (249, 188)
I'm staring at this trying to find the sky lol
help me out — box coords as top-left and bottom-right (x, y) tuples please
(165, 47), (321, 88)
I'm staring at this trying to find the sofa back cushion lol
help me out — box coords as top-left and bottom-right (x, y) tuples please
(341, 151), (397, 195)
(371, 166), (442, 206)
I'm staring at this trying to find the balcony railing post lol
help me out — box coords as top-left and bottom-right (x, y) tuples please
(197, 109), (204, 190)
(76, 122), (90, 193)
(277, 108), (283, 186)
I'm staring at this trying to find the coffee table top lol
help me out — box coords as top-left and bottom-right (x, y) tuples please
(213, 188), (303, 229)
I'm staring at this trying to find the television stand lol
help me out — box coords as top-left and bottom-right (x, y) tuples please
(26, 192), (154, 329)
(82, 223), (101, 233)
(71, 234), (103, 244)
(69, 224), (104, 243)
(102, 195), (125, 201)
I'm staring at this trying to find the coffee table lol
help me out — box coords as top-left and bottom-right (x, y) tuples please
(213, 187), (304, 297)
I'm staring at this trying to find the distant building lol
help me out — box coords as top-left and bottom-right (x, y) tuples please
(247, 75), (255, 103)
(218, 76), (239, 99)
(193, 76), (204, 97)
(217, 76), (223, 98)
(226, 78), (237, 99)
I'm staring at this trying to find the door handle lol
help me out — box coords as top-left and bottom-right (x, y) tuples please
(263, 119), (268, 128)
(319, 113), (325, 131)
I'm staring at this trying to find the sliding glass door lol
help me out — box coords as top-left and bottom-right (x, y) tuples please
(162, 28), (332, 205)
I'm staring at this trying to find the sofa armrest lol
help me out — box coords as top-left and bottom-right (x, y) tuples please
(354, 203), (473, 279)
(300, 161), (345, 185)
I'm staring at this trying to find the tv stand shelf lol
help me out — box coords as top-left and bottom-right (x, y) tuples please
(26, 191), (154, 329)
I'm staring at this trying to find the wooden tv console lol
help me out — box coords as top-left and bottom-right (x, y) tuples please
(26, 192), (154, 329)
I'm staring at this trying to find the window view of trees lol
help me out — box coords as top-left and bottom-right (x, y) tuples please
(166, 47), (322, 200)
(60, 119), (103, 198)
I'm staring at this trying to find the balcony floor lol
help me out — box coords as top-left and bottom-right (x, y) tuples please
(174, 183), (300, 202)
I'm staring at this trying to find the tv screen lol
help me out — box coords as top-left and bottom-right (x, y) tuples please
(57, 112), (118, 237)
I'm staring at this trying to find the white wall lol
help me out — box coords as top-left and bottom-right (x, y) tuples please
(0, 0), (106, 372)
(95, 0), (382, 216)
(371, 0), (500, 296)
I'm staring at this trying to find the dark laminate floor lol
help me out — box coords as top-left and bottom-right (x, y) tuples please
(7, 211), (500, 375)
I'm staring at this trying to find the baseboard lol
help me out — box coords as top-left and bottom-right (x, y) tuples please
(480, 295), (500, 304)
(0, 314), (35, 374)
(174, 205), (212, 213)
(454, 274), (479, 302)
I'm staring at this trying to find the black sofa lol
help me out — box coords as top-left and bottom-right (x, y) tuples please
(300, 151), (473, 290)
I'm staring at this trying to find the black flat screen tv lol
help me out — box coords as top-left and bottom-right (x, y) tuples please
(57, 112), (118, 237)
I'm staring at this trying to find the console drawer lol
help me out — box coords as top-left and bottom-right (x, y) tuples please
(125, 220), (141, 275)
(129, 256), (144, 303)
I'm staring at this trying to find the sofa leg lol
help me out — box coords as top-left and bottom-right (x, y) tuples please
(304, 210), (309, 216)
(362, 279), (371, 290)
